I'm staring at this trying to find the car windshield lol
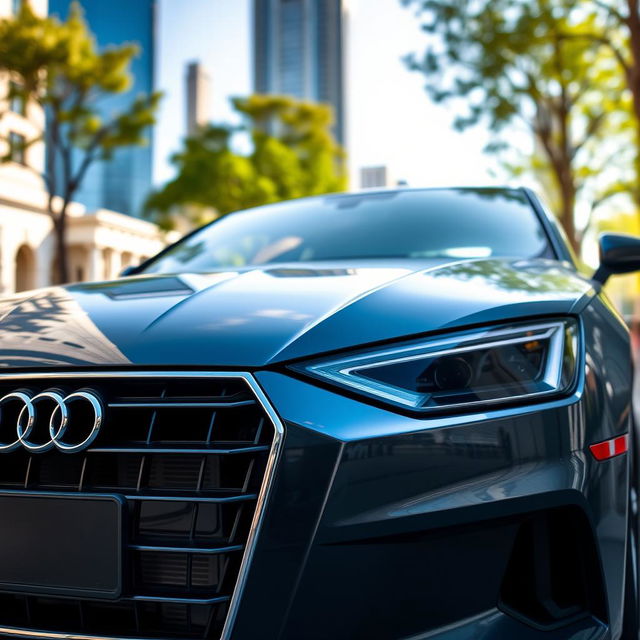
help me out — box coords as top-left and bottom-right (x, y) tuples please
(141, 188), (553, 274)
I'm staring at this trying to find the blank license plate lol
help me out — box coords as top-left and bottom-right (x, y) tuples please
(0, 492), (123, 599)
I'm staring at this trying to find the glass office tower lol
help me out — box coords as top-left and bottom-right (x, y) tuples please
(253, 0), (347, 146)
(48, 0), (156, 217)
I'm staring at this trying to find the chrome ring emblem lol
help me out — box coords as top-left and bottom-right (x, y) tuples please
(0, 390), (103, 454)
(0, 391), (33, 453)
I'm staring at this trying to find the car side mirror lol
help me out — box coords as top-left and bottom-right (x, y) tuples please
(119, 265), (138, 277)
(593, 232), (640, 285)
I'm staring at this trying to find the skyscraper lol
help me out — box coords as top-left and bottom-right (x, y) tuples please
(186, 61), (211, 136)
(360, 166), (392, 189)
(253, 0), (347, 146)
(48, 0), (156, 217)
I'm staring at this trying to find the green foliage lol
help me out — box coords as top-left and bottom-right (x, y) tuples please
(565, 2), (640, 207)
(0, 1), (161, 281)
(402, 0), (628, 250)
(145, 126), (276, 229)
(146, 95), (347, 230)
(0, 2), (160, 170)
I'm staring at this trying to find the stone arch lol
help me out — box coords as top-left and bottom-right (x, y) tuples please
(14, 244), (36, 292)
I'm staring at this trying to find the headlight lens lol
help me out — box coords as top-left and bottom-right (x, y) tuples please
(292, 320), (578, 412)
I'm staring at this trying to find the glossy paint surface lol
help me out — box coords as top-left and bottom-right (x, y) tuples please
(0, 258), (593, 369)
(599, 232), (640, 275)
(239, 297), (631, 639)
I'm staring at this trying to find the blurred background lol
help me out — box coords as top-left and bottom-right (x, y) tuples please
(0, 0), (638, 338)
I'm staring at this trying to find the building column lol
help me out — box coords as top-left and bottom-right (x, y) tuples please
(88, 246), (104, 282)
(0, 229), (17, 295)
(36, 233), (55, 289)
(110, 251), (122, 279)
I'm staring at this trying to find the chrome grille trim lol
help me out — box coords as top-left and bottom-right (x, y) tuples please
(0, 370), (285, 640)
(0, 630), (142, 640)
(87, 446), (270, 454)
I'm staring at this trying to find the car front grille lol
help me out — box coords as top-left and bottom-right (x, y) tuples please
(0, 372), (282, 640)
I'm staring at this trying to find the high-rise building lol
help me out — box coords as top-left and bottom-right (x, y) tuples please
(360, 166), (390, 189)
(186, 61), (211, 136)
(359, 165), (405, 189)
(253, 0), (347, 146)
(48, 0), (156, 217)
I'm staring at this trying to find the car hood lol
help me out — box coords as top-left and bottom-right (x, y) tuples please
(0, 258), (594, 370)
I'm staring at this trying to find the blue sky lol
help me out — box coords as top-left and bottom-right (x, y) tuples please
(155, 0), (500, 189)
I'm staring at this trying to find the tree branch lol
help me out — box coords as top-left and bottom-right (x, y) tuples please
(67, 124), (113, 196)
(559, 31), (631, 76)
(578, 183), (631, 242)
(573, 112), (607, 156)
(592, 0), (627, 24)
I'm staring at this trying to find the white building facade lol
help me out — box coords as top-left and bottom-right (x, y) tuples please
(0, 0), (173, 296)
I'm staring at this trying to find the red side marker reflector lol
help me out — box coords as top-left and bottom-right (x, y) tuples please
(589, 434), (629, 461)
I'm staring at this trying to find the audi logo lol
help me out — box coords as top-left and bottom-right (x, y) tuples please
(0, 390), (103, 454)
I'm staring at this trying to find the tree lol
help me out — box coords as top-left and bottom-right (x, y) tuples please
(571, 2), (640, 206)
(0, 2), (161, 283)
(146, 95), (347, 229)
(234, 95), (348, 199)
(145, 126), (277, 230)
(402, 0), (625, 251)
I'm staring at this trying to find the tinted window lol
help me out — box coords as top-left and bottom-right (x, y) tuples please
(142, 188), (553, 274)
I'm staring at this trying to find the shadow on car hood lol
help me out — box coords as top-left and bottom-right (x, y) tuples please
(0, 258), (594, 369)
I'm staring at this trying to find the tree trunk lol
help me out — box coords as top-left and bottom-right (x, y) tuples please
(559, 179), (578, 255)
(535, 120), (579, 253)
(625, 2), (640, 205)
(44, 115), (71, 286)
(625, 49), (640, 204)
(51, 209), (70, 285)
(631, 89), (640, 206)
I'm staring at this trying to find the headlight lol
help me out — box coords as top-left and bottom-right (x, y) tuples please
(292, 319), (578, 412)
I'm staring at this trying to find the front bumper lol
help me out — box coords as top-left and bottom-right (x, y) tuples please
(228, 369), (628, 640)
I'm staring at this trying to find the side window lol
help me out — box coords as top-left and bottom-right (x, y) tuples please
(8, 131), (26, 165)
(9, 81), (26, 116)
